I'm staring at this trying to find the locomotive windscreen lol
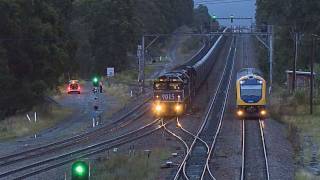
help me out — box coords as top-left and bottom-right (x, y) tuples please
(154, 82), (167, 90)
(154, 82), (183, 90)
(168, 82), (183, 90)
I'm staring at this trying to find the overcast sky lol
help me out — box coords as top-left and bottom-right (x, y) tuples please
(194, 0), (256, 26)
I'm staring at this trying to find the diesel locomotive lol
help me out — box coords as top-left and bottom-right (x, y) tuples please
(152, 28), (227, 116)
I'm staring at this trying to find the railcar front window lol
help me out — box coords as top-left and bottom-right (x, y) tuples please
(154, 82), (167, 90)
(240, 85), (262, 97)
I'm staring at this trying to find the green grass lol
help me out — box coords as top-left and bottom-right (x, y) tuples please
(295, 169), (318, 180)
(269, 87), (320, 179)
(0, 104), (72, 141)
(91, 148), (170, 180)
(111, 69), (138, 84)
(104, 83), (131, 107)
(180, 36), (202, 55)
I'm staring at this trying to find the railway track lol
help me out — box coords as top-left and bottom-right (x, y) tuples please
(0, 118), (169, 179)
(0, 97), (153, 179)
(240, 120), (270, 180)
(173, 37), (236, 180)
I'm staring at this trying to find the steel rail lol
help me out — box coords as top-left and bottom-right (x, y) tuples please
(203, 43), (236, 180)
(0, 97), (151, 167)
(0, 119), (160, 179)
(259, 119), (270, 180)
(163, 122), (190, 154)
(173, 37), (234, 180)
(176, 117), (209, 180)
(176, 118), (209, 151)
(240, 120), (245, 180)
(240, 120), (270, 180)
(13, 120), (166, 180)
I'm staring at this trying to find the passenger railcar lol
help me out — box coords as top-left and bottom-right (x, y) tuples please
(236, 68), (267, 119)
(152, 28), (227, 116)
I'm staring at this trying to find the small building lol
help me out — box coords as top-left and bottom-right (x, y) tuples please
(286, 70), (316, 91)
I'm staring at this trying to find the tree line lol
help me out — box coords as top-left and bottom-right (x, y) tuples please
(0, 0), (214, 118)
(256, 0), (320, 84)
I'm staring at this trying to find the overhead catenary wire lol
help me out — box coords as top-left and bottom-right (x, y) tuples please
(195, 0), (254, 5)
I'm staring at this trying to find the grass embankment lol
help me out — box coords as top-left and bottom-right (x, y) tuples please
(102, 66), (157, 118)
(270, 87), (320, 179)
(0, 104), (72, 141)
(91, 148), (170, 180)
(179, 36), (203, 61)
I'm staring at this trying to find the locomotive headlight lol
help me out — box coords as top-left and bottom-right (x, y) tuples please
(156, 95), (159, 99)
(155, 104), (162, 112)
(175, 104), (182, 113)
(237, 110), (244, 116)
(260, 110), (267, 116)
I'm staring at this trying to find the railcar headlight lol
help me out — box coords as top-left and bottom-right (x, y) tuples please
(237, 110), (244, 116)
(240, 80), (245, 84)
(175, 104), (182, 113)
(258, 80), (263, 84)
(260, 110), (267, 116)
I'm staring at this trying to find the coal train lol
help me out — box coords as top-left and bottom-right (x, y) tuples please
(152, 28), (227, 116)
(236, 68), (267, 119)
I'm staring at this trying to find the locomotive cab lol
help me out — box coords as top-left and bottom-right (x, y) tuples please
(153, 72), (190, 117)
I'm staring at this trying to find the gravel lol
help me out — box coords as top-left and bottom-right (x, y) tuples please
(264, 119), (295, 180)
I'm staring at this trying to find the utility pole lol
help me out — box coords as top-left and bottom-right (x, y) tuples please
(268, 25), (274, 94)
(138, 36), (145, 93)
(292, 32), (298, 92)
(310, 37), (315, 114)
(142, 36), (145, 93)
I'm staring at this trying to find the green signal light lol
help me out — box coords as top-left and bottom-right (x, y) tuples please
(92, 77), (99, 87)
(75, 165), (85, 175)
(71, 161), (89, 180)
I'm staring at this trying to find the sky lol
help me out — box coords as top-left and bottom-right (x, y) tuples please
(194, 0), (256, 26)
